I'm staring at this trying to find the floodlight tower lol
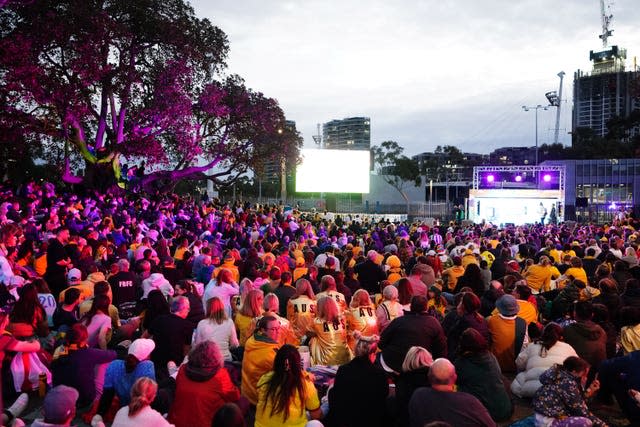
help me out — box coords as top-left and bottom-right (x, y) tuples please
(545, 71), (565, 145)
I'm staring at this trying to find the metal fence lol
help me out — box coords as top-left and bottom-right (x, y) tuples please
(244, 197), (456, 222)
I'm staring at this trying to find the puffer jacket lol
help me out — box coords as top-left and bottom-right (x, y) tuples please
(511, 341), (578, 398)
(532, 365), (606, 427)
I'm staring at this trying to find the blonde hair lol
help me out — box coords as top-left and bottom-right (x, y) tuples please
(240, 289), (264, 317)
(263, 293), (279, 313)
(350, 289), (372, 309)
(206, 297), (227, 324)
(353, 331), (379, 358)
(316, 296), (340, 323)
(401, 346), (434, 372)
(128, 377), (158, 417)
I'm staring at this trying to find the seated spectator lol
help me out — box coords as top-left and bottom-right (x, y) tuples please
(174, 279), (205, 328)
(379, 295), (447, 374)
(110, 377), (173, 427)
(620, 306), (640, 354)
(487, 294), (528, 374)
(241, 315), (280, 406)
(376, 283), (403, 333)
(52, 287), (80, 331)
(146, 296), (193, 379)
(194, 296), (239, 362)
(532, 356), (606, 427)
(234, 289), (264, 346)
(394, 346), (433, 427)
(326, 332), (388, 427)
(286, 279), (317, 341)
(408, 358), (495, 427)
(446, 292), (489, 360)
(511, 322), (578, 398)
(79, 281), (121, 331)
(96, 339), (156, 421)
(599, 350), (640, 425)
(563, 301), (607, 376)
(51, 323), (117, 407)
(81, 294), (113, 349)
(454, 328), (512, 422)
(308, 296), (352, 366)
(169, 341), (242, 427)
(8, 283), (48, 338)
(255, 344), (321, 427)
(254, 293), (298, 347)
(30, 385), (79, 427)
(345, 289), (379, 351)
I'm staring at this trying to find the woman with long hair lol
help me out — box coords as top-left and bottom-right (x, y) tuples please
(194, 297), (239, 362)
(234, 289), (264, 346)
(286, 279), (317, 340)
(255, 344), (321, 427)
(81, 294), (112, 349)
(111, 377), (172, 426)
(533, 356), (606, 427)
(454, 328), (513, 422)
(206, 268), (239, 317)
(9, 283), (48, 338)
(345, 289), (379, 351)
(307, 296), (351, 366)
(511, 322), (578, 398)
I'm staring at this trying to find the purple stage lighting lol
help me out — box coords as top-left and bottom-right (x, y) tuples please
(514, 175), (522, 182)
(486, 174), (495, 183)
(542, 174), (551, 182)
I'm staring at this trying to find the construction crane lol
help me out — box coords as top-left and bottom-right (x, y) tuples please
(598, 0), (614, 48)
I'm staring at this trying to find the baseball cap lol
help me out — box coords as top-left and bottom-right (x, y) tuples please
(43, 385), (78, 423)
(67, 268), (81, 283)
(128, 338), (155, 361)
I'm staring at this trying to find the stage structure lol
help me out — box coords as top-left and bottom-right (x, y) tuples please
(469, 165), (566, 225)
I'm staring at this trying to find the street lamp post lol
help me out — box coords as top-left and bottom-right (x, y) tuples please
(522, 104), (548, 165)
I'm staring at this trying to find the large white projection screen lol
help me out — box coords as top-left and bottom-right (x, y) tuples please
(296, 149), (370, 193)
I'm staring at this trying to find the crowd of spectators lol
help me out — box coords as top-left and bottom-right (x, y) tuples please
(0, 180), (639, 426)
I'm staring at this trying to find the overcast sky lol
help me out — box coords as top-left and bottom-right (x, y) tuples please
(190, 0), (640, 156)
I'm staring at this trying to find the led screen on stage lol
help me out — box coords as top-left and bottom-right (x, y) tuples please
(295, 149), (370, 193)
(468, 189), (563, 225)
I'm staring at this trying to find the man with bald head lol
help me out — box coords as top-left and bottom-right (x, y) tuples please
(408, 358), (496, 427)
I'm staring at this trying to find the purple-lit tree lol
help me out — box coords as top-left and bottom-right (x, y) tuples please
(0, 0), (300, 191)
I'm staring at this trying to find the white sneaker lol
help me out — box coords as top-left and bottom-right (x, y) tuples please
(7, 393), (28, 418)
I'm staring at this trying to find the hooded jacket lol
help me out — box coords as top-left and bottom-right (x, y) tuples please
(562, 320), (606, 368)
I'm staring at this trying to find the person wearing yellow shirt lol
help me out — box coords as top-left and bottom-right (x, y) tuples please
(255, 345), (321, 427)
(234, 289), (264, 346)
(345, 290), (379, 352)
(287, 280), (317, 341)
(523, 256), (553, 294)
(560, 257), (588, 289)
(173, 237), (189, 262)
(548, 245), (563, 265)
(316, 275), (348, 314)
(307, 296), (352, 366)
(241, 316), (281, 406)
(442, 256), (464, 292)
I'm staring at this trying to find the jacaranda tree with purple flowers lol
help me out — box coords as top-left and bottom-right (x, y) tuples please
(0, 0), (301, 192)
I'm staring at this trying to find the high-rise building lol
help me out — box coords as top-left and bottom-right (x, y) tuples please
(572, 5), (640, 140)
(322, 117), (370, 150)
